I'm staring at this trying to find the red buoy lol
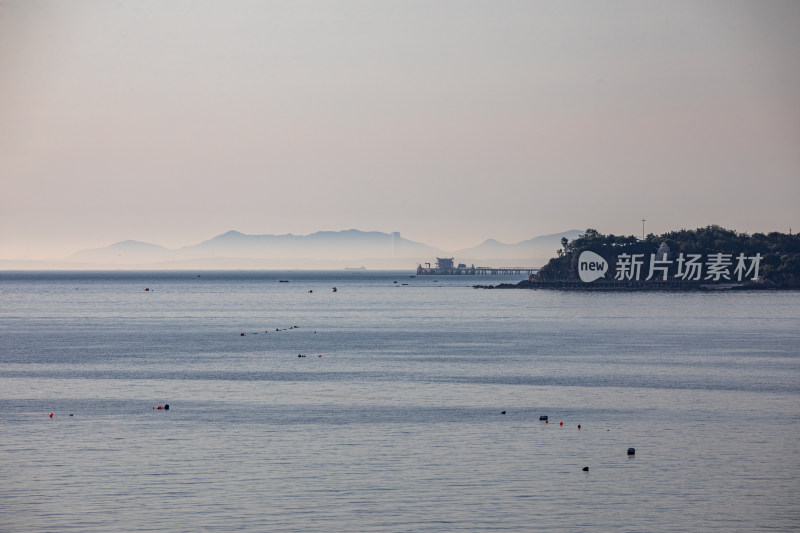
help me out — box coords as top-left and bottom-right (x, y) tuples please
(560, 421), (563, 426)
(545, 419), (548, 423)
(157, 405), (163, 410)
(49, 413), (53, 418)
(578, 424), (581, 429)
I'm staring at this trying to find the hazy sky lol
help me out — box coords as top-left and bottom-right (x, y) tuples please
(1, 0), (798, 260)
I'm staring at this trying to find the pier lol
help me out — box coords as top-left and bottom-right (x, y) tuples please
(417, 258), (538, 276)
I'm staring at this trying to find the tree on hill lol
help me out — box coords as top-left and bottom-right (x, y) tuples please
(534, 226), (800, 287)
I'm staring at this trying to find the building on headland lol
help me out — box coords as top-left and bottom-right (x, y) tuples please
(417, 258), (539, 276)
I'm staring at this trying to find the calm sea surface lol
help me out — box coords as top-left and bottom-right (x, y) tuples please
(1, 271), (798, 532)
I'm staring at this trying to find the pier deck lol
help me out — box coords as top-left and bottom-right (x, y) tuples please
(416, 266), (539, 276)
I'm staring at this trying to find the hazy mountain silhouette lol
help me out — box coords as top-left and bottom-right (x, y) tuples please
(175, 229), (442, 261)
(454, 230), (582, 260)
(68, 240), (174, 264)
(68, 230), (443, 267)
(65, 229), (580, 269)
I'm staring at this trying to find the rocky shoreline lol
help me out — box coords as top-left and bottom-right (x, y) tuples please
(474, 277), (799, 290)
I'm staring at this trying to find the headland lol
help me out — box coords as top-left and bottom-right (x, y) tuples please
(477, 226), (800, 290)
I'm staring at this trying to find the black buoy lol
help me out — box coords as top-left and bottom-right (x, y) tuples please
(164, 404), (169, 410)
(627, 447), (635, 455)
(501, 411), (506, 415)
(582, 466), (589, 471)
(539, 415), (548, 421)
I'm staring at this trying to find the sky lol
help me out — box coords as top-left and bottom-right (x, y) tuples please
(1, 0), (799, 261)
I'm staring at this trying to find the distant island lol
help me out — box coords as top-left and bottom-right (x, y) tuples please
(1, 229), (581, 270)
(486, 226), (800, 290)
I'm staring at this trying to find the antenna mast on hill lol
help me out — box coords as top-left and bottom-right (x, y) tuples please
(641, 219), (646, 240)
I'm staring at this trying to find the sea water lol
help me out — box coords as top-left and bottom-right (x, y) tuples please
(0, 271), (798, 532)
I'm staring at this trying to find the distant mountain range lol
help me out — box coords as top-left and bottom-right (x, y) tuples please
(60, 229), (581, 269)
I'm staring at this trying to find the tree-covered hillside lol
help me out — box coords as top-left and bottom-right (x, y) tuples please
(533, 226), (800, 287)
